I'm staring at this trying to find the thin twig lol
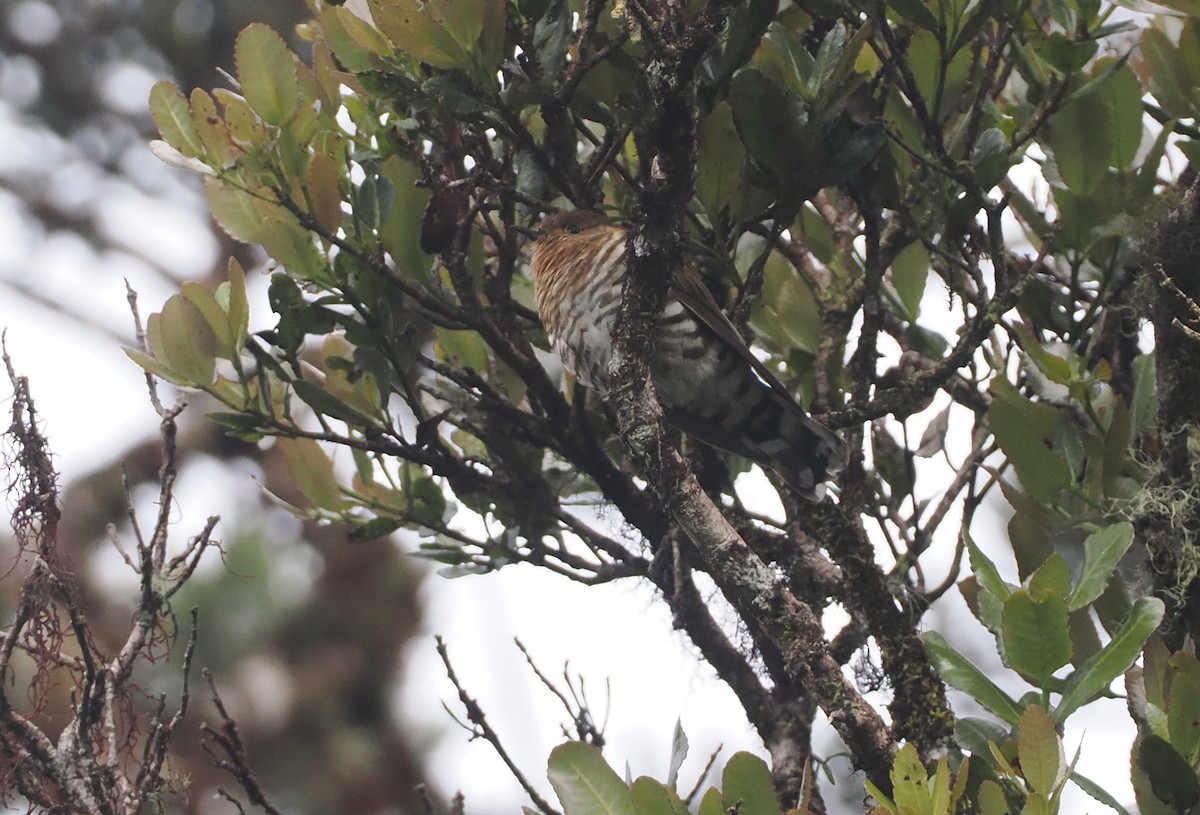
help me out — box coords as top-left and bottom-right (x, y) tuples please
(436, 637), (563, 815)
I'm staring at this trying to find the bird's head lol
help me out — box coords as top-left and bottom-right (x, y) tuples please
(521, 210), (622, 282)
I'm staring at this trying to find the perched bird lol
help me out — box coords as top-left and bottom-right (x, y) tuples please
(527, 210), (847, 500)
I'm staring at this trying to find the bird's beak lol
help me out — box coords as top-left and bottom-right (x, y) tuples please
(513, 224), (540, 241)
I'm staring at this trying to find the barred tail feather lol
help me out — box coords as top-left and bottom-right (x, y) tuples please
(665, 389), (847, 502)
(757, 395), (848, 500)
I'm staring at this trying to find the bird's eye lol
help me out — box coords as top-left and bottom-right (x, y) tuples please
(565, 224), (582, 235)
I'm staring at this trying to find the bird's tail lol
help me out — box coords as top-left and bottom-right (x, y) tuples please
(748, 393), (848, 501)
(666, 389), (847, 501)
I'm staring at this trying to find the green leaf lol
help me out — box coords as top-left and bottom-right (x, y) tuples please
(757, 251), (820, 354)
(1167, 652), (1200, 760)
(631, 778), (687, 815)
(697, 788), (724, 815)
(406, 474), (448, 526)
(721, 752), (781, 815)
(729, 69), (807, 180)
(667, 719), (688, 790)
(863, 777), (895, 813)
(547, 742), (636, 815)
(123, 347), (182, 384)
(888, 0), (940, 33)
(954, 717), (1010, 758)
(888, 240), (929, 321)
(292, 379), (377, 427)
(190, 88), (236, 169)
(380, 156), (434, 280)
(316, 6), (376, 72)
(182, 281), (235, 359)
(988, 378), (1073, 502)
(1002, 588), (1072, 684)
(149, 81), (204, 158)
(1070, 771), (1135, 815)
(212, 88), (264, 148)
(226, 257), (250, 349)
(923, 632), (1023, 725)
(1044, 91), (1114, 194)
(891, 743), (932, 813)
(348, 515), (405, 542)
(1055, 596), (1165, 722)
(761, 22), (817, 99)
(158, 294), (217, 386)
(206, 410), (264, 434)
(1019, 705), (1065, 796)
(1066, 522), (1135, 610)
(205, 179), (273, 245)
(436, 328), (490, 372)
(277, 436), (344, 511)
(964, 528), (1015, 603)
(696, 102), (744, 222)
(260, 214), (326, 280)
(331, 5), (393, 58)
(1097, 61), (1146, 171)
(1138, 26), (1200, 120)
(977, 780), (1009, 815)
(235, 23), (299, 126)
(1028, 554), (1072, 599)
(1136, 734), (1200, 812)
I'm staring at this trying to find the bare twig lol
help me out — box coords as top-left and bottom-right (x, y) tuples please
(436, 637), (563, 815)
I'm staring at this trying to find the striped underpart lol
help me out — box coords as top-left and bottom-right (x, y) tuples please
(532, 219), (844, 499)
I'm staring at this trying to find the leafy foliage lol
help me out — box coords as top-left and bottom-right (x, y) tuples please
(140, 0), (1200, 810)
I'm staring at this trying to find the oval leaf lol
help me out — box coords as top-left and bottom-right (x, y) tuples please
(1067, 522), (1135, 610)
(1002, 588), (1072, 684)
(1019, 705), (1065, 796)
(923, 632), (1023, 725)
(159, 294), (217, 386)
(1055, 596), (1165, 722)
(277, 436), (344, 511)
(721, 752), (781, 815)
(235, 23), (300, 126)
(548, 742), (636, 815)
(149, 81), (204, 158)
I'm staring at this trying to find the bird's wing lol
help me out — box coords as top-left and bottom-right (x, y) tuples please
(668, 269), (805, 408)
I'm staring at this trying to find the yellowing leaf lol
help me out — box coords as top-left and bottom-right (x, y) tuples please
(235, 23), (300, 126)
(277, 436), (344, 511)
(331, 5), (394, 58)
(1018, 705), (1064, 796)
(205, 178), (274, 244)
(306, 152), (344, 233)
(124, 347), (181, 383)
(213, 88), (265, 148)
(149, 81), (204, 158)
(190, 88), (236, 171)
(371, 0), (469, 69)
(316, 6), (375, 72)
